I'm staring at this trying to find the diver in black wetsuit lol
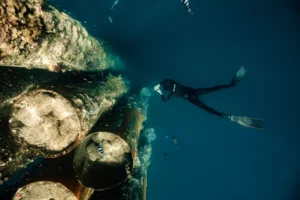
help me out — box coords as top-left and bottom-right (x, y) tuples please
(154, 66), (264, 130)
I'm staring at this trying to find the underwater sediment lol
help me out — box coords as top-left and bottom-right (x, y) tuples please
(0, 0), (120, 72)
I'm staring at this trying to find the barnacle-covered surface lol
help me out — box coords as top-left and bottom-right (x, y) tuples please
(9, 89), (82, 157)
(52, 74), (128, 136)
(12, 181), (77, 200)
(90, 87), (151, 153)
(0, 0), (121, 72)
(0, 116), (40, 188)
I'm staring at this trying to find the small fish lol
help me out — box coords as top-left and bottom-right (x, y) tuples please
(108, 16), (113, 24)
(164, 153), (168, 156)
(95, 143), (104, 156)
(181, 0), (193, 15)
(172, 136), (177, 145)
(111, 0), (119, 10)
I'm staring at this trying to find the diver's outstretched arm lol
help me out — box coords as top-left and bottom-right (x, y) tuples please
(155, 79), (177, 102)
(154, 84), (172, 102)
(160, 91), (173, 102)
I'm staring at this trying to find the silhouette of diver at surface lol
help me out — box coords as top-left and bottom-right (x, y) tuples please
(154, 66), (264, 130)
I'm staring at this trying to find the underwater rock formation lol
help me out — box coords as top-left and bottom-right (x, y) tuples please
(8, 74), (128, 158)
(0, 0), (120, 72)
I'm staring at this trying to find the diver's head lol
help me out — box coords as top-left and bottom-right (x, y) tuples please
(162, 82), (173, 91)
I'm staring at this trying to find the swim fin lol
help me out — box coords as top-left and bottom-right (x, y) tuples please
(229, 115), (264, 130)
(232, 66), (246, 86)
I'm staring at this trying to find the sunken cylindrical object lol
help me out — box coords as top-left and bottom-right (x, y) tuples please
(73, 132), (133, 190)
(12, 181), (77, 200)
(9, 75), (127, 157)
(91, 88), (150, 161)
(0, 67), (59, 117)
(9, 89), (81, 158)
(0, 0), (120, 72)
(17, 152), (94, 200)
(84, 88), (151, 199)
(0, 116), (40, 185)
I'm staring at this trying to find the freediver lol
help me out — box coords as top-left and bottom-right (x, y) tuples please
(154, 66), (264, 130)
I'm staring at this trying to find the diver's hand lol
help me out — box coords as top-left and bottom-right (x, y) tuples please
(154, 84), (163, 95)
(154, 84), (160, 91)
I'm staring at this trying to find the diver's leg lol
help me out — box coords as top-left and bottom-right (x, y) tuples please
(196, 66), (247, 96)
(195, 84), (233, 95)
(188, 98), (264, 130)
(188, 98), (224, 117)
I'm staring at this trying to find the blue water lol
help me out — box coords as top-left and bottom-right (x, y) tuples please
(54, 0), (300, 199)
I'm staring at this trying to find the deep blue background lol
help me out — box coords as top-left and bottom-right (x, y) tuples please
(52, 0), (300, 199)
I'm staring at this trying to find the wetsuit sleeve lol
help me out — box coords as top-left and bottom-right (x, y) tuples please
(160, 79), (176, 85)
(160, 92), (172, 102)
(160, 94), (167, 102)
(159, 79), (177, 102)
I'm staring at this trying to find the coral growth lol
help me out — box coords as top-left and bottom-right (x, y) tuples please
(0, 0), (44, 58)
(0, 0), (119, 72)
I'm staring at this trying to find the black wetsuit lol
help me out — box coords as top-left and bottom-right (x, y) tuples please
(159, 79), (235, 118)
